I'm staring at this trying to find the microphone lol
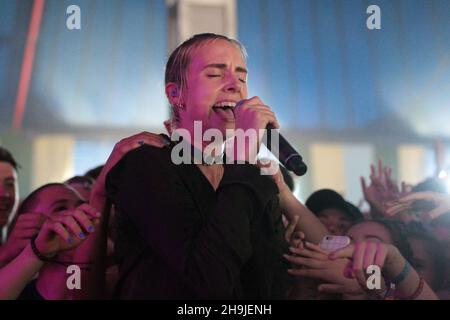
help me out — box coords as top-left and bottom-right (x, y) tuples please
(264, 123), (307, 176)
(234, 101), (308, 176)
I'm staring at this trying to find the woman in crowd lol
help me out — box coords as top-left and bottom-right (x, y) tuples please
(2, 131), (167, 299)
(64, 175), (95, 202)
(329, 239), (438, 299)
(0, 184), (99, 300)
(405, 225), (449, 295)
(8, 183), (98, 299)
(305, 189), (364, 236)
(283, 218), (439, 299)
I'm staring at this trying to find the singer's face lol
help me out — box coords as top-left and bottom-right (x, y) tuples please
(179, 39), (248, 135)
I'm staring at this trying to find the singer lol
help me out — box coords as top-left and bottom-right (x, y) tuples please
(106, 33), (291, 299)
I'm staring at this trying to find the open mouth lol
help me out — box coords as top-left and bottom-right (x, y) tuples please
(212, 101), (236, 110)
(212, 101), (237, 120)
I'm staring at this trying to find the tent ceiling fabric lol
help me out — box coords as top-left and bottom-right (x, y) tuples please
(1, 0), (449, 138)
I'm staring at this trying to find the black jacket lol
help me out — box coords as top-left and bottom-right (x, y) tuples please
(106, 142), (289, 299)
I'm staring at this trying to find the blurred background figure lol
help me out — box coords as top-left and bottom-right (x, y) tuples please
(0, 147), (19, 245)
(306, 189), (363, 235)
(64, 175), (95, 201)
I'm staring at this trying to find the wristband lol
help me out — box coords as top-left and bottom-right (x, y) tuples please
(390, 260), (410, 285)
(30, 235), (56, 262)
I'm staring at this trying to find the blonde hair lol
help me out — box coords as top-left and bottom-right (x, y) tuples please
(165, 33), (247, 125)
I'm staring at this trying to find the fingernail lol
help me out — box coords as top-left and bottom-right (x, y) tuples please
(87, 225), (95, 232)
(79, 232), (86, 239)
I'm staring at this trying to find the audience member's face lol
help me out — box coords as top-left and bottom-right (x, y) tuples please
(316, 208), (352, 235)
(0, 162), (18, 227)
(408, 237), (437, 289)
(32, 185), (84, 217)
(30, 185), (84, 259)
(346, 221), (393, 244)
(180, 39), (248, 136)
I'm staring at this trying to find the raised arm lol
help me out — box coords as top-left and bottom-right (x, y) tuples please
(259, 161), (327, 244)
(0, 207), (98, 300)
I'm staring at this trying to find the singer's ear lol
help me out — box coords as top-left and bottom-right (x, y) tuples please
(165, 83), (181, 105)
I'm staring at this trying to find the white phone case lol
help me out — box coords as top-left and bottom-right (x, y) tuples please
(319, 235), (351, 251)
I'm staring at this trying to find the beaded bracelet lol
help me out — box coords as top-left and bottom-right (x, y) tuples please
(396, 276), (424, 300)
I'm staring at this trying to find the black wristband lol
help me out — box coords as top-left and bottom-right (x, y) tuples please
(30, 235), (56, 263)
(29, 236), (94, 270)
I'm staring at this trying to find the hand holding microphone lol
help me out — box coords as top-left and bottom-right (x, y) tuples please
(233, 96), (279, 132)
(233, 97), (307, 176)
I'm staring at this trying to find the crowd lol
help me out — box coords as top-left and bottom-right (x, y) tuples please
(0, 33), (449, 300)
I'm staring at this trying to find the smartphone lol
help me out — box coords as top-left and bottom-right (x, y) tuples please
(319, 235), (351, 251)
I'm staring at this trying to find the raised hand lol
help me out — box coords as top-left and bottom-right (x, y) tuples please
(329, 242), (391, 290)
(90, 131), (168, 210)
(385, 191), (450, 222)
(361, 159), (407, 218)
(283, 242), (363, 296)
(231, 97), (279, 163)
(328, 241), (438, 299)
(0, 213), (46, 267)
(34, 203), (100, 258)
